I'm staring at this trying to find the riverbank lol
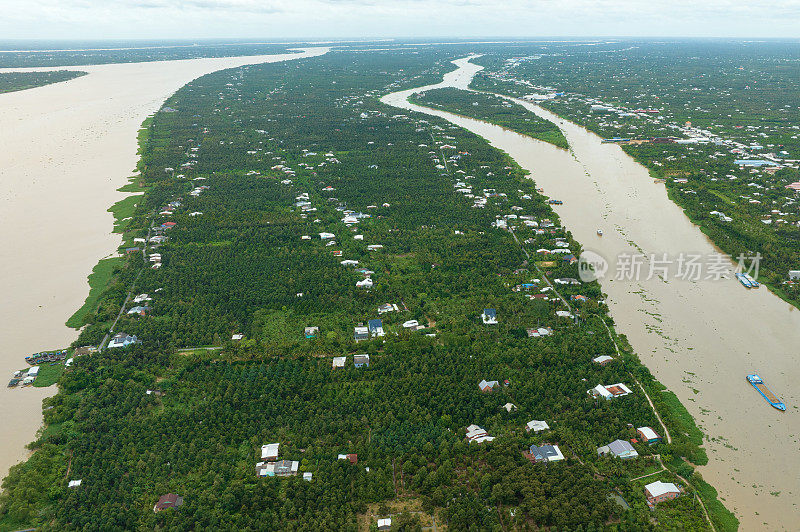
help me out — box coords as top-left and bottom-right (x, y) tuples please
(383, 56), (800, 530)
(0, 47), (328, 485)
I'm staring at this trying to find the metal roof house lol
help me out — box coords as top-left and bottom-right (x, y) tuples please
(482, 308), (498, 324)
(478, 379), (499, 393)
(597, 439), (639, 460)
(526, 420), (550, 433)
(354, 326), (369, 342)
(154, 493), (184, 512)
(107, 333), (140, 349)
(354, 354), (370, 368)
(645, 481), (681, 506)
(527, 444), (564, 463)
(637, 426), (662, 444)
(261, 443), (280, 460)
(368, 319), (385, 337)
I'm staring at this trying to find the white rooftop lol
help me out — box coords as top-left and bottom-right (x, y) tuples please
(645, 480), (680, 498)
(261, 442), (279, 460)
(526, 420), (550, 433)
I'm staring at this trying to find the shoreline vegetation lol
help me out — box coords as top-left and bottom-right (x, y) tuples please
(1, 49), (734, 531)
(0, 70), (86, 93)
(408, 87), (569, 150)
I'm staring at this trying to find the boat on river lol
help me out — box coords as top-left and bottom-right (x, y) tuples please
(747, 374), (785, 411)
(735, 272), (759, 288)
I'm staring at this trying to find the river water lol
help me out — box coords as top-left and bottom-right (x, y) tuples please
(0, 47), (328, 486)
(383, 56), (800, 530)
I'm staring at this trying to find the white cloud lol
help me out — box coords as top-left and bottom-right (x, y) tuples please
(2, 0), (799, 39)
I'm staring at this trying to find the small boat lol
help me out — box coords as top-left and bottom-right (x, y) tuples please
(747, 374), (785, 411)
(735, 272), (759, 288)
(597, 229), (603, 236)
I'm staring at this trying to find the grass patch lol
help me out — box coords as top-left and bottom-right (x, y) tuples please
(65, 257), (123, 328)
(108, 194), (142, 234)
(32, 363), (64, 388)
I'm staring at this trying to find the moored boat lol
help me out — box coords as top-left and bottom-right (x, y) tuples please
(747, 374), (785, 411)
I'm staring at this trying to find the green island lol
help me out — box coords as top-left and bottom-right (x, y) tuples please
(409, 87), (569, 150)
(0, 70), (86, 93)
(1, 48), (735, 531)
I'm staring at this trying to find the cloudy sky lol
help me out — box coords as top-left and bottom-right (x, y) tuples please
(3, 0), (800, 40)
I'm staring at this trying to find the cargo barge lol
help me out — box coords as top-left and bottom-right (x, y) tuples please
(747, 374), (785, 411)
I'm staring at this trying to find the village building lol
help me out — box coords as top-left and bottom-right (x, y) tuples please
(637, 426), (662, 444)
(481, 308), (497, 324)
(377, 518), (392, 531)
(107, 333), (139, 349)
(597, 439), (639, 460)
(592, 355), (614, 365)
(354, 326), (369, 342)
(525, 444), (564, 463)
(304, 326), (319, 339)
(644, 481), (681, 506)
(368, 319), (385, 337)
(354, 354), (370, 368)
(526, 420), (550, 433)
(465, 424), (494, 443)
(402, 320), (419, 331)
(153, 493), (184, 512)
(478, 379), (499, 393)
(261, 443), (280, 461)
(337, 453), (358, 464)
(589, 383), (633, 400)
(332, 356), (346, 369)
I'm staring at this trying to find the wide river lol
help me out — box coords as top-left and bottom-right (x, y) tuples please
(383, 57), (800, 530)
(0, 47), (327, 484)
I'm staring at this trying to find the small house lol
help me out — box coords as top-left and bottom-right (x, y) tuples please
(231, 333), (244, 341)
(304, 326), (319, 339)
(154, 493), (184, 512)
(377, 303), (396, 314)
(303, 472), (313, 481)
(68, 479), (82, 488)
(592, 355), (614, 365)
(526, 420), (550, 433)
(261, 443), (280, 461)
(332, 356), (346, 369)
(598, 439), (639, 460)
(526, 444), (564, 463)
(645, 481), (681, 506)
(368, 319), (384, 337)
(107, 333), (139, 349)
(337, 453), (358, 464)
(402, 320), (419, 330)
(482, 308), (498, 325)
(273, 460), (300, 477)
(465, 424), (494, 443)
(637, 426), (662, 444)
(354, 354), (370, 368)
(502, 403), (517, 413)
(377, 518), (392, 531)
(356, 278), (373, 289)
(478, 379), (499, 393)
(590, 383), (632, 400)
(354, 326), (369, 342)
(319, 232), (335, 240)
